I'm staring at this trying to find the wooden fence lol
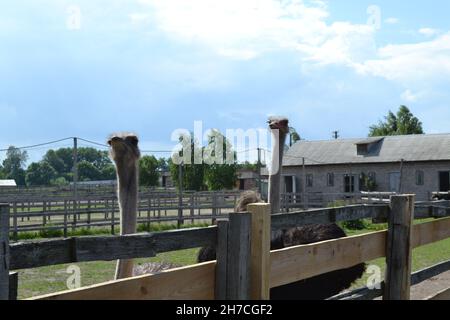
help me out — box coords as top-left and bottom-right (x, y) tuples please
(4, 191), (241, 239)
(3, 190), (415, 239)
(1, 196), (450, 300)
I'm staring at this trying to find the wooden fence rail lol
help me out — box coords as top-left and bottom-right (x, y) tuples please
(2, 196), (450, 300)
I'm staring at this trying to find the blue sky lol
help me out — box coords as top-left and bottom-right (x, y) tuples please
(1, 0), (450, 164)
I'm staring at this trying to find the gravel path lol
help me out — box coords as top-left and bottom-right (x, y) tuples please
(410, 270), (450, 300)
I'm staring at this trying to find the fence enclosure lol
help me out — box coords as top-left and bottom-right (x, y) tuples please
(3, 189), (425, 240)
(1, 196), (450, 300)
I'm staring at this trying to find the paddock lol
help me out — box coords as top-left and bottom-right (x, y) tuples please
(1, 195), (450, 300)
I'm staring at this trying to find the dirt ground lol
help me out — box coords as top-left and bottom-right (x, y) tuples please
(410, 270), (450, 300)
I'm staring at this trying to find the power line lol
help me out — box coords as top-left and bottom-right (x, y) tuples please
(0, 137), (74, 152)
(77, 138), (109, 148)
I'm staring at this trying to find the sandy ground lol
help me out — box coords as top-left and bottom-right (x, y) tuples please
(410, 270), (450, 300)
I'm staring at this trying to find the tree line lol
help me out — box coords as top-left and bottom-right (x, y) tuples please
(0, 106), (424, 189)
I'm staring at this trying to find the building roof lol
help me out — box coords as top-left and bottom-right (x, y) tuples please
(0, 179), (17, 187)
(284, 133), (450, 166)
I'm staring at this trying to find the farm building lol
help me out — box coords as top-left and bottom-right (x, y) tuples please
(0, 179), (17, 190)
(236, 168), (259, 190)
(265, 133), (450, 201)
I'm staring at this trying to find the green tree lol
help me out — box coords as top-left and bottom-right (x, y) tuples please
(43, 150), (66, 175)
(25, 161), (57, 186)
(77, 160), (102, 181)
(139, 155), (160, 187)
(100, 164), (116, 180)
(369, 106), (424, 137)
(2, 146), (28, 186)
(169, 133), (206, 191)
(289, 127), (301, 146)
(203, 130), (238, 191)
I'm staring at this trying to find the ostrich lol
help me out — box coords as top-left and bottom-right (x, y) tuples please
(108, 133), (181, 278)
(198, 117), (365, 300)
(108, 133), (141, 280)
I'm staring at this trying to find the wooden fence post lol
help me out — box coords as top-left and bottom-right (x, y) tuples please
(0, 204), (10, 300)
(226, 212), (251, 300)
(384, 194), (415, 300)
(9, 272), (18, 300)
(215, 219), (229, 300)
(13, 202), (18, 241)
(248, 203), (271, 300)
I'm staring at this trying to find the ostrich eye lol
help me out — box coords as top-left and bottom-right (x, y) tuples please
(127, 136), (139, 146)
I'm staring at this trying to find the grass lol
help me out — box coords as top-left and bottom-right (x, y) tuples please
(12, 222), (211, 241)
(18, 248), (201, 299)
(16, 219), (450, 299)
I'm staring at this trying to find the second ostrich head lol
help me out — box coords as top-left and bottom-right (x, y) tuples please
(268, 116), (289, 215)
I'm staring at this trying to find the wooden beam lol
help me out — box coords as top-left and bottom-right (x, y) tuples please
(226, 212), (251, 300)
(31, 262), (216, 300)
(270, 230), (387, 288)
(9, 272), (18, 301)
(248, 203), (271, 300)
(215, 220), (228, 300)
(0, 204), (10, 300)
(427, 287), (450, 300)
(412, 217), (450, 248)
(331, 258), (450, 300)
(384, 195), (415, 300)
(271, 204), (389, 231)
(10, 226), (217, 270)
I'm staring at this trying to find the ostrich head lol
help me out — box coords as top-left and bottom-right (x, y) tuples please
(108, 133), (141, 168)
(268, 116), (289, 136)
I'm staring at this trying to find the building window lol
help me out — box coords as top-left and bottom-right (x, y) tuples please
(327, 173), (334, 187)
(368, 172), (376, 183)
(344, 174), (355, 193)
(416, 170), (424, 186)
(306, 174), (313, 187)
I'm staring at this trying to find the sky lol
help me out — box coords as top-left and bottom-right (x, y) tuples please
(1, 0), (450, 164)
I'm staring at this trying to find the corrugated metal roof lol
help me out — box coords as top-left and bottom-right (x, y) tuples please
(0, 180), (17, 187)
(284, 134), (450, 166)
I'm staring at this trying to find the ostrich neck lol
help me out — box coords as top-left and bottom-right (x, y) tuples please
(116, 160), (138, 234)
(269, 131), (287, 215)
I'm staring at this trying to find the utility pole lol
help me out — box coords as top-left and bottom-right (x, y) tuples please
(178, 162), (184, 228)
(73, 137), (78, 198)
(73, 137), (79, 224)
(257, 148), (262, 195)
(302, 157), (307, 210)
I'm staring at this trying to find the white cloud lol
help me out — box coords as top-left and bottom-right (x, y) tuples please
(401, 89), (422, 102)
(419, 27), (440, 37)
(355, 33), (450, 86)
(140, 0), (450, 89)
(138, 0), (376, 65)
(129, 13), (151, 25)
(385, 17), (399, 25)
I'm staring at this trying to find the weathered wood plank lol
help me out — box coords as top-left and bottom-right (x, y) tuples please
(10, 226), (217, 270)
(226, 213), (251, 300)
(270, 230), (387, 288)
(0, 204), (10, 300)
(248, 203), (271, 300)
(427, 287), (450, 300)
(9, 272), (18, 301)
(31, 262), (216, 300)
(412, 217), (450, 248)
(384, 195), (414, 300)
(215, 220), (228, 300)
(271, 205), (389, 231)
